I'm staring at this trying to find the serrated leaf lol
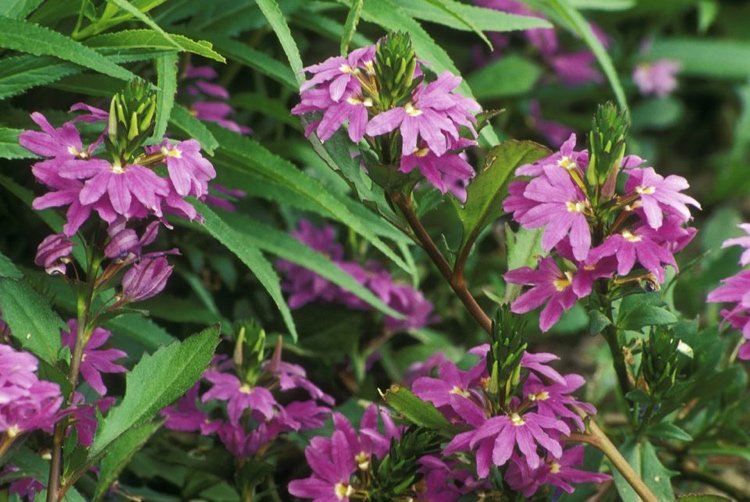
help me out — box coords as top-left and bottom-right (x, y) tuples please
(89, 327), (218, 461)
(0, 0), (44, 19)
(618, 294), (677, 330)
(382, 385), (455, 435)
(340, 0), (363, 55)
(399, 0), (551, 33)
(196, 205), (298, 341)
(255, 0), (304, 83)
(107, 0), (180, 50)
(0, 278), (65, 364)
(611, 439), (676, 502)
(169, 103), (218, 154)
(647, 421), (692, 442)
(104, 313), (175, 352)
(0, 16), (136, 81)
(0, 127), (35, 159)
(207, 125), (411, 273)
(454, 140), (549, 253)
(421, 0), (492, 48)
(85, 29), (224, 62)
(93, 420), (161, 500)
(150, 52), (178, 142)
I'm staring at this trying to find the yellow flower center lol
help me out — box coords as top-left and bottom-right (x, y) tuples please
(239, 384), (252, 394)
(161, 145), (182, 158)
(346, 96), (373, 107)
(355, 451), (370, 470)
(7, 425), (21, 438)
(622, 229), (642, 242)
(415, 147), (430, 158)
(111, 161), (125, 174)
(529, 391), (549, 401)
(510, 413), (525, 426)
(404, 102), (422, 117)
(334, 482), (354, 500)
(449, 386), (471, 398)
(549, 461), (561, 474)
(565, 200), (586, 213)
(558, 156), (577, 171)
(636, 185), (655, 195)
(339, 64), (356, 74)
(553, 272), (573, 292)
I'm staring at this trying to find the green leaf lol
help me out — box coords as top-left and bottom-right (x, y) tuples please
(649, 38), (750, 79)
(503, 226), (544, 303)
(204, 35), (297, 90)
(647, 421), (692, 442)
(454, 140), (549, 253)
(421, 0), (492, 48)
(466, 55), (542, 100)
(0, 250), (22, 279)
(10, 448), (87, 502)
(611, 439), (676, 502)
(150, 52), (178, 142)
(105, 313), (175, 352)
(382, 385), (456, 434)
(85, 29), (225, 62)
(691, 445), (750, 462)
(617, 294), (677, 330)
(0, 16), (137, 81)
(196, 203), (401, 319)
(208, 125), (411, 272)
(543, 0), (628, 111)
(0, 127), (36, 159)
(107, 0), (180, 49)
(677, 496), (732, 502)
(340, 0), (364, 55)
(196, 206), (298, 341)
(0, 278), (65, 364)
(89, 326), (219, 460)
(93, 420), (161, 500)
(169, 103), (218, 154)
(0, 0), (43, 19)
(399, 0), (552, 33)
(255, 0), (304, 83)
(0, 55), (80, 100)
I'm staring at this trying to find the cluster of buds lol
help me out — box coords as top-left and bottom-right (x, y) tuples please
(292, 33), (480, 199)
(276, 220), (434, 332)
(161, 323), (332, 459)
(503, 103), (699, 331)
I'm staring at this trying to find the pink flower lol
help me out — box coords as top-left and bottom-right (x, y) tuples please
(150, 139), (216, 198)
(722, 223), (750, 266)
(633, 59), (681, 97)
(587, 226), (677, 282)
(625, 167), (700, 229)
(288, 431), (357, 501)
(34, 233), (73, 275)
(121, 255), (173, 303)
(299, 46), (376, 101)
(400, 144), (475, 196)
(61, 321), (127, 396)
(202, 370), (277, 425)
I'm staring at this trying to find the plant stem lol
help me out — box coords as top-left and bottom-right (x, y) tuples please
(388, 191), (491, 333)
(47, 251), (100, 502)
(389, 190), (658, 502)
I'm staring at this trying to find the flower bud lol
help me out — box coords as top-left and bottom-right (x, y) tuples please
(107, 79), (157, 163)
(373, 32), (419, 109)
(34, 234), (73, 275)
(121, 256), (172, 303)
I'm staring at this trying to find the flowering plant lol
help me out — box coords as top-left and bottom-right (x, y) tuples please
(1, 1), (750, 502)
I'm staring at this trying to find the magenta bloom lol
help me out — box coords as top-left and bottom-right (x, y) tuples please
(625, 167), (700, 229)
(61, 321), (127, 396)
(299, 46), (376, 101)
(121, 255), (173, 303)
(550, 51), (603, 86)
(185, 65), (251, 134)
(523, 374), (596, 432)
(519, 164), (592, 260)
(505, 257), (580, 332)
(151, 139), (215, 198)
(288, 431), (357, 501)
(722, 224), (750, 266)
(19, 112), (89, 159)
(104, 219), (160, 259)
(34, 233), (73, 275)
(529, 101), (575, 147)
(445, 410), (570, 477)
(587, 226), (677, 282)
(162, 383), (213, 433)
(69, 393), (115, 447)
(400, 146), (475, 196)
(202, 370), (277, 424)
(369, 273), (435, 332)
(633, 59), (681, 98)
(505, 446), (611, 497)
(366, 72), (478, 156)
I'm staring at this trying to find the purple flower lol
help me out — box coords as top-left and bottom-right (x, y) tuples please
(288, 431), (357, 501)
(529, 101), (575, 147)
(266, 359), (335, 405)
(366, 72), (478, 156)
(523, 374), (595, 432)
(162, 383), (217, 433)
(587, 226), (677, 282)
(334, 405), (402, 464)
(521, 352), (568, 386)
(184, 65), (251, 134)
(519, 164), (592, 260)
(69, 394), (115, 447)
(61, 321), (127, 396)
(121, 255), (173, 303)
(624, 167), (700, 229)
(445, 410), (570, 477)
(505, 257), (581, 332)
(293, 84), (372, 143)
(34, 233), (73, 275)
(1, 466), (44, 501)
(150, 139), (216, 198)
(505, 445), (611, 497)
(369, 273), (435, 332)
(104, 218), (160, 259)
(202, 370), (277, 424)
(400, 146), (475, 196)
(19, 112), (89, 159)
(633, 59), (681, 98)
(299, 46), (376, 101)
(722, 224), (750, 265)
(550, 51), (603, 86)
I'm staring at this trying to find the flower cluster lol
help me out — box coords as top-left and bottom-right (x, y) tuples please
(276, 220), (434, 332)
(633, 59), (681, 98)
(183, 64), (251, 135)
(161, 336), (332, 459)
(412, 347), (609, 498)
(708, 224), (750, 359)
(0, 344), (62, 447)
(288, 405), (401, 501)
(292, 34), (480, 197)
(504, 130), (699, 331)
